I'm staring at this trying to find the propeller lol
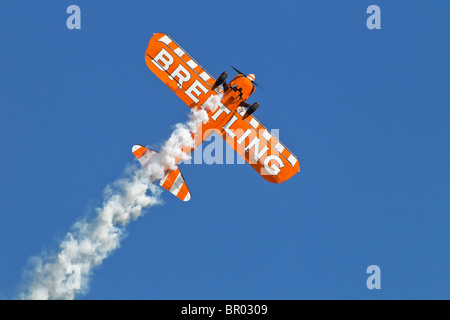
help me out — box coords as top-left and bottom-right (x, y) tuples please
(231, 66), (245, 76)
(231, 66), (264, 90)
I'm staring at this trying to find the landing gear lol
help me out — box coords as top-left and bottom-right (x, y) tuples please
(246, 102), (260, 116)
(242, 102), (259, 119)
(211, 71), (228, 91)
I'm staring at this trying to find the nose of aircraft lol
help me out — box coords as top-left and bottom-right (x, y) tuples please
(247, 74), (255, 82)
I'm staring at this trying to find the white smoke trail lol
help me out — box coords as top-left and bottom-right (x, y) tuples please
(20, 95), (221, 300)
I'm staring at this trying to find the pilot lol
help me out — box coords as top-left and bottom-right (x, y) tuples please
(212, 71), (259, 116)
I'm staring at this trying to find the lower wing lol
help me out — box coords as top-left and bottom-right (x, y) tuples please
(214, 106), (300, 183)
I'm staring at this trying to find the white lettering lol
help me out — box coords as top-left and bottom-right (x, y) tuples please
(203, 133), (223, 165)
(263, 155), (284, 175)
(245, 136), (269, 163)
(222, 116), (238, 139)
(366, 5), (381, 30)
(186, 79), (208, 103)
(152, 48), (174, 71)
(170, 64), (191, 88)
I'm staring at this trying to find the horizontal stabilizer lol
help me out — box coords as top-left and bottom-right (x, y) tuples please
(159, 168), (191, 202)
(132, 144), (191, 201)
(132, 144), (157, 167)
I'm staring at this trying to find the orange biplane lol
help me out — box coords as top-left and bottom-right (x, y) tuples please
(133, 33), (300, 201)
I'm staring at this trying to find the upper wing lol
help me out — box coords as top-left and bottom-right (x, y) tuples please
(145, 33), (299, 184)
(215, 107), (300, 183)
(132, 144), (158, 167)
(145, 33), (216, 109)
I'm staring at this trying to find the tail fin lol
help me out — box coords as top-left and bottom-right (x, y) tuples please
(132, 145), (191, 202)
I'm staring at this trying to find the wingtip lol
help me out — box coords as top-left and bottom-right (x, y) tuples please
(132, 144), (142, 152)
(183, 192), (191, 202)
(132, 145), (147, 159)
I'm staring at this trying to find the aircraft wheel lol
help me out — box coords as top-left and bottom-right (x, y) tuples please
(246, 102), (260, 116)
(212, 71), (228, 90)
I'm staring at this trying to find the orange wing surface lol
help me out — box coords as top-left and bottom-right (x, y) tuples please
(145, 33), (216, 109)
(159, 168), (191, 202)
(207, 104), (300, 183)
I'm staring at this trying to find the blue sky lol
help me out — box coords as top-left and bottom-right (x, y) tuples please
(0, 1), (449, 299)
